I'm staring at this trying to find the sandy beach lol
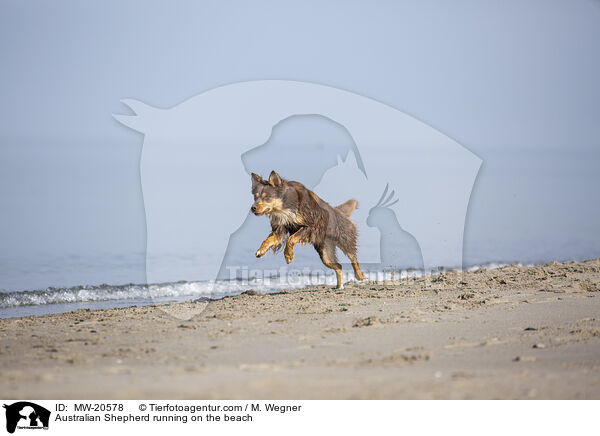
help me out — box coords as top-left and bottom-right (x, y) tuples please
(1, 259), (599, 399)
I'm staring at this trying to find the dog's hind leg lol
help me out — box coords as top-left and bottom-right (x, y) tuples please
(339, 247), (365, 281)
(337, 222), (366, 281)
(347, 252), (366, 281)
(316, 240), (344, 289)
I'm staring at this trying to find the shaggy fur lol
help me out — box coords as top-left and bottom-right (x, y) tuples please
(250, 170), (365, 289)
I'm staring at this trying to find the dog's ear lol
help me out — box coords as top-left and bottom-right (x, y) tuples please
(251, 173), (265, 189)
(268, 171), (283, 187)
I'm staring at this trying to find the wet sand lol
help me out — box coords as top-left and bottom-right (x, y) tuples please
(1, 259), (599, 399)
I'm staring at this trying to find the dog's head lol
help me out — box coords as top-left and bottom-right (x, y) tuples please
(250, 171), (285, 216)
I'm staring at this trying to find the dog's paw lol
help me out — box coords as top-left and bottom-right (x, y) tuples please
(284, 252), (294, 264)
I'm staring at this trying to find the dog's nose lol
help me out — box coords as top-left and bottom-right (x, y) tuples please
(251, 205), (257, 213)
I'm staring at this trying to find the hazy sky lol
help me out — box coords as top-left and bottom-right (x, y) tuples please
(1, 1), (599, 290)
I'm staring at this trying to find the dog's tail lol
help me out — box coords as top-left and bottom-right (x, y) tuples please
(335, 199), (358, 217)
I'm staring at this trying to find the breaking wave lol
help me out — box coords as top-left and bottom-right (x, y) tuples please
(0, 261), (514, 309)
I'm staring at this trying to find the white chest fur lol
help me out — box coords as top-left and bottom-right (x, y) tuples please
(270, 209), (303, 227)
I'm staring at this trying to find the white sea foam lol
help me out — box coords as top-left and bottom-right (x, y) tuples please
(0, 261), (533, 310)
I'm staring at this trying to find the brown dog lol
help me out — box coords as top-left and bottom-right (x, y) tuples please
(251, 171), (365, 289)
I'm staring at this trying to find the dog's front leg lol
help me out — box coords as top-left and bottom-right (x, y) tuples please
(284, 227), (310, 264)
(256, 230), (285, 258)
